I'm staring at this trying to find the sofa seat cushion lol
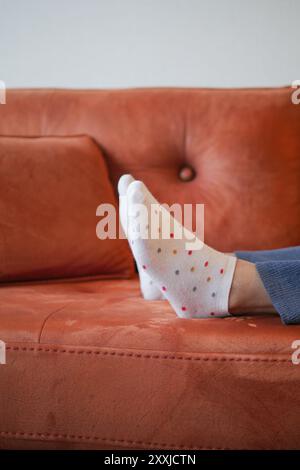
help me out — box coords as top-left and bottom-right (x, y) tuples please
(1, 278), (300, 449)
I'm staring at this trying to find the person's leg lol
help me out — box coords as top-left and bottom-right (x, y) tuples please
(222, 257), (300, 324)
(236, 246), (300, 262)
(233, 249), (300, 324)
(251, 260), (300, 324)
(229, 259), (276, 315)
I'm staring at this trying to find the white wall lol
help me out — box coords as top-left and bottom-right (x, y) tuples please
(0, 0), (299, 88)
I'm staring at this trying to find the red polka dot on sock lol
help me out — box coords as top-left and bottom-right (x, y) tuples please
(142, 265), (147, 270)
(170, 233), (174, 238)
(210, 312), (215, 316)
(162, 286), (167, 291)
(181, 306), (187, 312)
(188, 250), (192, 255)
(204, 261), (209, 267)
(220, 268), (224, 274)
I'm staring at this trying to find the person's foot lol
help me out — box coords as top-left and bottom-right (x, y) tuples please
(118, 174), (164, 300)
(126, 180), (237, 318)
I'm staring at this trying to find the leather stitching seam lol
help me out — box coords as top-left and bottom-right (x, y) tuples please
(6, 345), (290, 362)
(0, 430), (226, 450)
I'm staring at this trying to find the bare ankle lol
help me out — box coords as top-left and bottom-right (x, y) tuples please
(229, 259), (276, 315)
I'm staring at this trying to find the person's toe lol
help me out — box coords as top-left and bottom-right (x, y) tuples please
(118, 174), (135, 196)
(127, 180), (147, 204)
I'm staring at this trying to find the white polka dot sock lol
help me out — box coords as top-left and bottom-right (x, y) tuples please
(118, 174), (164, 300)
(126, 180), (237, 318)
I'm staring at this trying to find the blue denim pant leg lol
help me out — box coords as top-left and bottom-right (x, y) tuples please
(235, 246), (300, 325)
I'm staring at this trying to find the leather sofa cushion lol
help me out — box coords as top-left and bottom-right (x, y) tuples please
(1, 277), (300, 450)
(0, 135), (134, 282)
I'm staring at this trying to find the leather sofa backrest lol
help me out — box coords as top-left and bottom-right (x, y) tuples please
(1, 87), (300, 252)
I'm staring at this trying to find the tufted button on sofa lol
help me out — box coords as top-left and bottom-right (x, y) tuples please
(179, 165), (195, 182)
(0, 88), (300, 450)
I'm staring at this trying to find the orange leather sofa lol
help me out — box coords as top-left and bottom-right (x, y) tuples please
(1, 88), (300, 450)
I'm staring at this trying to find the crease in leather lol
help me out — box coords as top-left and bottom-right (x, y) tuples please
(38, 305), (71, 343)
